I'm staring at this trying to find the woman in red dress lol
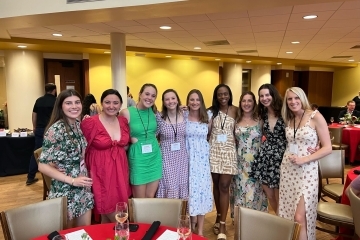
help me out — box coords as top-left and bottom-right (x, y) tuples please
(81, 89), (131, 223)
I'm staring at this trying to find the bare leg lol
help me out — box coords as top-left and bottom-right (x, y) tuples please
(145, 180), (159, 198)
(197, 215), (205, 236)
(132, 185), (147, 198)
(294, 196), (308, 240)
(211, 173), (221, 223)
(218, 174), (233, 235)
(262, 184), (278, 213)
(190, 216), (197, 232)
(274, 188), (279, 214)
(75, 209), (92, 227)
(101, 212), (116, 223)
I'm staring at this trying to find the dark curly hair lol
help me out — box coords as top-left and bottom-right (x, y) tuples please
(208, 84), (233, 119)
(258, 84), (283, 120)
(82, 94), (97, 117)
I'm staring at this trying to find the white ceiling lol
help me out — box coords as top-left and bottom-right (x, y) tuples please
(1, 0), (360, 64)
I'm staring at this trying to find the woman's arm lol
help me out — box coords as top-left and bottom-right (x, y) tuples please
(119, 108), (130, 123)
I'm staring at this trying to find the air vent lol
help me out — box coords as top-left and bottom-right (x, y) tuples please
(237, 50), (258, 54)
(331, 55), (353, 58)
(350, 45), (360, 49)
(203, 40), (230, 46)
(135, 53), (146, 57)
(67, 0), (103, 3)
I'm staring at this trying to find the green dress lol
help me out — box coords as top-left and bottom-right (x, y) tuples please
(128, 106), (162, 185)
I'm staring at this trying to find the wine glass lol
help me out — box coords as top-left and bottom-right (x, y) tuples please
(115, 220), (129, 240)
(330, 117), (334, 125)
(177, 215), (191, 240)
(115, 202), (128, 223)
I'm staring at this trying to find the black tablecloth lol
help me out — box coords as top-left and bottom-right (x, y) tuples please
(0, 136), (35, 177)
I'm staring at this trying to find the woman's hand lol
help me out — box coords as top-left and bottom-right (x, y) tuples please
(307, 145), (320, 154)
(73, 176), (93, 188)
(82, 114), (90, 121)
(289, 154), (307, 165)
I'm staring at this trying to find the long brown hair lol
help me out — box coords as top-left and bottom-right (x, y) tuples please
(186, 89), (208, 124)
(238, 91), (258, 123)
(258, 84), (283, 120)
(138, 83), (157, 113)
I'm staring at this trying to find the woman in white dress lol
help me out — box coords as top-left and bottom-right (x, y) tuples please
(278, 87), (331, 240)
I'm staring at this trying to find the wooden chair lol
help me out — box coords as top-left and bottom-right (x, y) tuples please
(349, 188), (360, 238)
(234, 206), (300, 240)
(128, 198), (187, 228)
(34, 148), (52, 200)
(318, 150), (345, 203)
(328, 127), (348, 150)
(0, 197), (67, 240)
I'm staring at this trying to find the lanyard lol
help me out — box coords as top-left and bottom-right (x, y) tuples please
(136, 107), (150, 139)
(167, 114), (178, 141)
(219, 106), (229, 130)
(293, 111), (305, 140)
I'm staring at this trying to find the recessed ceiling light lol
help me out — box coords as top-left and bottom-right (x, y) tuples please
(17, 45), (27, 48)
(52, 33), (62, 37)
(104, 51), (111, 54)
(215, 58), (221, 61)
(194, 47), (201, 50)
(348, 59), (355, 62)
(246, 60), (251, 63)
(303, 15), (318, 20)
(291, 41), (300, 44)
(160, 26), (171, 30)
(277, 62), (282, 65)
(166, 56), (172, 58)
(286, 51), (293, 54)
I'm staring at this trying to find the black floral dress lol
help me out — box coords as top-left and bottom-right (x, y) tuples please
(39, 120), (94, 220)
(250, 114), (286, 189)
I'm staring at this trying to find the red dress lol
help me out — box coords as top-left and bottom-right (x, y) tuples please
(81, 115), (131, 214)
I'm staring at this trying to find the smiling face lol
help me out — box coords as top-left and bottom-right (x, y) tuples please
(286, 90), (302, 113)
(347, 102), (356, 112)
(62, 95), (82, 124)
(240, 93), (255, 114)
(259, 88), (273, 108)
(102, 94), (122, 116)
(163, 91), (178, 111)
(139, 86), (157, 108)
(216, 86), (230, 107)
(188, 92), (201, 111)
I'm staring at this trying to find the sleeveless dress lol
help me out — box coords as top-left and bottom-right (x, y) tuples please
(128, 106), (162, 185)
(250, 114), (286, 188)
(230, 124), (268, 218)
(185, 113), (213, 216)
(80, 115), (131, 214)
(278, 111), (319, 240)
(156, 112), (188, 199)
(208, 110), (237, 175)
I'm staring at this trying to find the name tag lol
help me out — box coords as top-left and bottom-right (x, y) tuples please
(20, 132), (28, 137)
(171, 142), (180, 151)
(142, 144), (153, 154)
(217, 134), (227, 143)
(11, 132), (19, 137)
(289, 143), (299, 155)
(0, 132), (6, 137)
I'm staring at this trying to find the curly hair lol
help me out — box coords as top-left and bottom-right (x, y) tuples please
(82, 94), (97, 117)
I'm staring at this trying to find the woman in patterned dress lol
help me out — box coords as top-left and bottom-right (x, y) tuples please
(230, 91), (267, 218)
(208, 84), (238, 240)
(38, 89), (94, 228)
(156, 89), (188, 199)
(186, 89), (213, 236)
(279, 87), (331, 240)
(250, 83), (286, 214)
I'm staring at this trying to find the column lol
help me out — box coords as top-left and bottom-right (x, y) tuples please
(251, 65), (271, 94)
(223, 62), (242, 103)
(110, 32), (127, 107)
(4, 50), (44, 130)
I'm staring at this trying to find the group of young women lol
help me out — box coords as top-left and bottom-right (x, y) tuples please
(38, 82), (331, 240)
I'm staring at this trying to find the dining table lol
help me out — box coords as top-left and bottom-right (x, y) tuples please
(32, 222), (207, 240)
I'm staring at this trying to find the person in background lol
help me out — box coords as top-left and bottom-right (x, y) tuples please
(120, 83), (162, 198)
(185, 89), (213, 237)
(82, 93), (101, 117)
(250, 83), (286, 214)
(127, 86), (136, 107)
(338, 100), (360, 123)
(156, 89), (188, 199)
(310, 103), (318, 111)
(81, 89), (131, 223)
(278, 87), (331, 240)
(26, 83), (57, 185)
(230, 91), (268, 219)
(38, 89), (94, 228)
(352, 91), (360, 111)
(208, 84), (238, 240)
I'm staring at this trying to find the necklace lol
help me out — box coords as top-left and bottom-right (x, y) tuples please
(242, 117), (252, 127)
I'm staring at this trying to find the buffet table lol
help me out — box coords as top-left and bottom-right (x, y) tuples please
(0, 135), (35, 177)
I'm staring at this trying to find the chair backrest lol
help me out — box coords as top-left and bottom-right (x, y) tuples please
(128, 198), (187, 228)
(234, 206), (300, 240)
(328, 127), (344, 144)
(0, 197), (67, 240)
(318, 150), (344, 181)
(34, 148), (52, 190)
(349, 188), (360, 237)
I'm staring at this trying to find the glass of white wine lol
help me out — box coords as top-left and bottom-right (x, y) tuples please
(115, 202), (128, 223)
(177, 215), (191, 240)
(330, 117), (334, 125)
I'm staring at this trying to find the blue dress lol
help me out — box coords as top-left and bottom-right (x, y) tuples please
(186, 115), (213, 216)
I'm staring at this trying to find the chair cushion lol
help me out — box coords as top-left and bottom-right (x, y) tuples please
(323, 184), (344, 197)
(331, 143), (349, 150)
(317, 202), (353, 223)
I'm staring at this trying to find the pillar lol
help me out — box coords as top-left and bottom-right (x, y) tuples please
(223, 62), (242, 103)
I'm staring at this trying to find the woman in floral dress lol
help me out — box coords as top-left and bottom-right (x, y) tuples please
(39, 89), (94, 228)
(230, 91), (267, 218)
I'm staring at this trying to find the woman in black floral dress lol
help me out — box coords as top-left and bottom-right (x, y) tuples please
(250, 84), (286, 213)
(39, 89), (94, 228)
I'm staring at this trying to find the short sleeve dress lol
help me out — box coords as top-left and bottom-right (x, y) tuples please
(156, 112), (189, 199)
(80, 115), (131, 215)
(39, 120), (94, 220)
(127, 106), (162, 185)
(250, 114), (287, 188)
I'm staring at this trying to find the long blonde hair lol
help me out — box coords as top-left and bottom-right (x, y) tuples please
(281, 87), (312, 123)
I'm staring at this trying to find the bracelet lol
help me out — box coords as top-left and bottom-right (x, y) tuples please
(71, 178), (75, 186)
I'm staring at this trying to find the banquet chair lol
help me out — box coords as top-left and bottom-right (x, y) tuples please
(128, 198), (187, 228)
(0, 197), (67, 240)
(328, 127), (348, 150)
(349, 188), (360, 238)
(34, 147), (52, 200)
(318, 150), (345, 203)
(233, 206), (300, 240)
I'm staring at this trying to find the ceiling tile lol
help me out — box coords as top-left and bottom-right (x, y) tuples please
(248, 6), (293, 17)
(45, 25), (85, 32)
(169, 36), (201, 43)
(73, 23), (120, 34)
(330, 9), (360, 20)
(259, 52), (279, 57)
(339, 1), (360, 10)
(170, 14), (209, 23)
(207, 11), (248, 20)
(145, 38), (176, 44)
(293, 2), (342, 13)
(254, 31), (285, 38)
(146, 24), (184, 31)
(250, 14), (290, 25)
(133, 32), (165, 39)
(159, 30), (193, 38)
(212, 18), (251, 28)
(323, 19), (360, 28)
(178, 21), (217, 30)
(135, 17), (174, 25)
(8, 27), (53, 34)
(252, 23), (287, 32)
(83, 35), (110, 44)
(115, 26), (153, 34)
(219, 26), (253, 34)
(223, 33), (255, 40)
(227, 38), (256, 45)
(284, 29), (319, 36)
(287, 20), (326, 30)
(106, 20), (142, 27)
(187, 28), (222, 37)
(195, 35), (226, 41)
(59, 29), (99, 37)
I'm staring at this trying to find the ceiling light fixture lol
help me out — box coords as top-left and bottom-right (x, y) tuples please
(215, 58), (221, 61)
(277, 62), (282, 65)
(194, 47), (201, 50)
(166, 56), (172, 58)
(104, 51), (111, 54)
(246, 60), (251, 63)
(348, 59), (355, 62)
(286, 51), (293, 54)
(160, 26), (171, 30)
(303, 15), (318, 20)
(17, 45), (27, 48)
(291, 41), (300, 44)
(52, 33), (62, 37)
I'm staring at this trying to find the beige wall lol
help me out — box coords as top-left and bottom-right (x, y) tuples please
(0, 67), (6, 111)
(332, 65), (360, 106)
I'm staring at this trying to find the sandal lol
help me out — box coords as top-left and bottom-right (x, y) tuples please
(213, 222), (220, 235)
(217, 233), (227, 240)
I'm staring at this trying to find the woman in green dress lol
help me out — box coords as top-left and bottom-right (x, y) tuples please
(120, 83), (162, 198)
(38, 89), (94, 228)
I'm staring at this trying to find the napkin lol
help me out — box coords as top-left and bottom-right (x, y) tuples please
(65, 229), (92, 240)
(156, 229), (179, 240)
